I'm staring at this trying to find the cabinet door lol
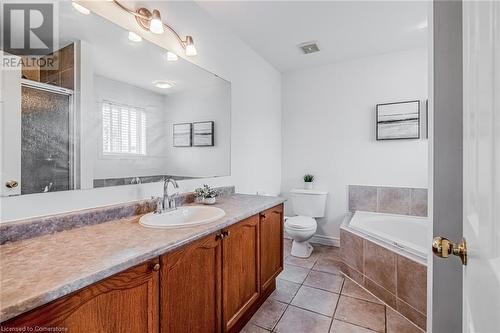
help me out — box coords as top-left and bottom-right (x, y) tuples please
(160, 234), (222, 333)
(222, 215), (260, 332)
(2, 259), (160, 333)
(260, 204), (284, 291)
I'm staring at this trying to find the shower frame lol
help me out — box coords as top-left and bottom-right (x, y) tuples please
(20, 79), (77, 192)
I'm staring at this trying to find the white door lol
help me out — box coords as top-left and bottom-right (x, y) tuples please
(462, 1), (500, 332)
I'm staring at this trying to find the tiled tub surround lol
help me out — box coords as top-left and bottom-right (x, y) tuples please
(0, 192), (284, 322)
(349, 185), (428, 217)
(242, 240), (424, 333)
(340, 225), (427, 331)
(0, 185), (235, 244)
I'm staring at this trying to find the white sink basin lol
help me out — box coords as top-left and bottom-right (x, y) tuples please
(139, 206), (226, 229)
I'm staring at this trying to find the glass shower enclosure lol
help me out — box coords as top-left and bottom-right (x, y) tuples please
(20, 80), (74, 195)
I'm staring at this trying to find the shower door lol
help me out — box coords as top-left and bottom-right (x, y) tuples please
(21, 81), (74, 194)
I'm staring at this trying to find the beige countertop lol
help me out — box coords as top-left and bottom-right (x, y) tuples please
(0, 194), (285, 322)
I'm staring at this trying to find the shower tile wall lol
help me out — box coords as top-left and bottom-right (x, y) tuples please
(21, 43), (74, 90)
(348, 185), (428, 217)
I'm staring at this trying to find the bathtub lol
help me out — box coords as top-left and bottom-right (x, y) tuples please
(345, 210), (428, 263)
(340, 210), (428, 330)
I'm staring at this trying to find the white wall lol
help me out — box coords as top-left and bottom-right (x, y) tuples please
(282, 48), (428, 243)
(0, 1), (281, 222)
(165, 84), (231, 177)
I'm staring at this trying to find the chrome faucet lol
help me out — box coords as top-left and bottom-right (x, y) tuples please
(162, 177), (179, 212)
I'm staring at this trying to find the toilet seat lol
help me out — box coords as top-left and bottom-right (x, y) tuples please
(285, 216), (316, 230)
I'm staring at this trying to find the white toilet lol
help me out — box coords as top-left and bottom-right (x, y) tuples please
(285, 189), (328, 258)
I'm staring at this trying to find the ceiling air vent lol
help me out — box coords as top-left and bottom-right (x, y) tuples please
(298, 42), (320, 54)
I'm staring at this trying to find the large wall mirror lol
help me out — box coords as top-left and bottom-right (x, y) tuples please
(1, 2), (231, 197)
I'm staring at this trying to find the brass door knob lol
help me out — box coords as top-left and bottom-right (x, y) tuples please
(432, 237), (467, 265)
(152, 263), (161, 271)
(5, 180), (19, 189)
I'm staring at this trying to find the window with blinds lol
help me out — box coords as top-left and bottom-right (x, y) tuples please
(102, 101), (147, 156)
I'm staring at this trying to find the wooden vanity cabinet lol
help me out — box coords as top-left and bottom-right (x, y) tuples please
(2, 259), (160, 333)
(222, 215), (260, 332)
(160, 233), (222, 333)
(2, 204), (284, 333)
(259, 205), (284, 293)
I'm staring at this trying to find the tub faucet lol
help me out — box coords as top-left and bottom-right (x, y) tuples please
(163, 177), (179, 212)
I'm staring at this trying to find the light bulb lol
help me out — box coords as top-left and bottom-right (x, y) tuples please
(184, 36), (197, 56)
(72, 2), (90, 15)
(166, 51), (178, 62)
(149, 9), (164, 34)
(128, 31), (142, 42)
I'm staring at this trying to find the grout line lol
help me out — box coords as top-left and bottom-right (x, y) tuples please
(333, 318), (380, 333)
(328, 277), (345, 332)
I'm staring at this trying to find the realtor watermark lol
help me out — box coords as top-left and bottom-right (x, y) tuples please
(1, 2), (59, 70)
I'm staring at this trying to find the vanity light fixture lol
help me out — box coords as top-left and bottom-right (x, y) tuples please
(153, 80), (174, 89)
(72, 2), (90, 15)
(128, 31), (142, 42)
(113, 1), (198, 56)
(184, 36), (197, 56)
(149, 10), (164, 34)
(166, 51), (179, 62)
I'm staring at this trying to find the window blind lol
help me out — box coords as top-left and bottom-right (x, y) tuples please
(102, 101), (147, 155)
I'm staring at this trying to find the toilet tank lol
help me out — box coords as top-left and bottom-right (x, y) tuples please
(290, 189), (328, 218)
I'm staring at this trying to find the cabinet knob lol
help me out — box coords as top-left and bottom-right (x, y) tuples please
(216, 233), (223, 240)
(260, 213), (266, 219)
(222, 230), (230, 237)
(152, 263), (161, 271)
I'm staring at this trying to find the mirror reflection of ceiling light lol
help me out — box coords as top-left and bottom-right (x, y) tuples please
(112, 1), (197, 56)
(166, 51), (179, 62)
(153, 80), (174, 89)
(128, 31), (142, 42)
(72, 2), (90, 15)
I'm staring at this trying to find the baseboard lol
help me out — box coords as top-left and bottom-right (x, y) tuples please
(310, 234), (340, 247)
(285, 234), (340, 247)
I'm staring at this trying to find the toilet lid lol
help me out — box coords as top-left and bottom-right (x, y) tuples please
(285, 216), (316, 229)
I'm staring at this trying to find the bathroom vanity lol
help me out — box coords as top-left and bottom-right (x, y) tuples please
(0, 195), (284, 333)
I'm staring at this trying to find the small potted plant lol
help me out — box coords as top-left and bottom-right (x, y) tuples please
(303, 174), (315, 190)
(194, 184), (219, 205)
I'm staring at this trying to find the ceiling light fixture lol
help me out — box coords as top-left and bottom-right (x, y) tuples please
(113, 1), (198, 57)
(128, 31), (142, 42)
(72, 1), (90, 15)
(166, 51), (179, 62)
(153, 80), (174, 89)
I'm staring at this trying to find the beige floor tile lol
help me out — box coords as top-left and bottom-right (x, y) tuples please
(341, 279), (382, 304)
(386, 307), (424, 333)
(291, 285), (339, 317)
(241, 323), (270, 333)
(270, 278), (301, 304)
(330, 320), (377, 333)
(249, 299), (287, 330)
(315, 245), (341, 260)
(334, 296), (386, 333)
(278, 264), (310, 284)
(312, 257), (343, 275)
(274, 306), (332, 333)
(284, 253), (318, 269)
(304, 270), (344, 293)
